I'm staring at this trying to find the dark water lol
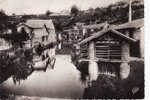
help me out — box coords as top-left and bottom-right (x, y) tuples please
(0, 55), (84, 99)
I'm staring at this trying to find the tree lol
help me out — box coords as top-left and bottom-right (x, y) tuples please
(70, 5), (79, 17)
(0, 49), (34, 84)
(12, 13), (16, 16)
(0, 9), (9, 31)
(45, 10), (53, 16)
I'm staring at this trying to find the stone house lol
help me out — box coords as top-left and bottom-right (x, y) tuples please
(17, 19), (56, 70)
(17, 19), (56, 48)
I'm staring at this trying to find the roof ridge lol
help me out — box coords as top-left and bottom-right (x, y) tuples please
(78, 28), (136, 45)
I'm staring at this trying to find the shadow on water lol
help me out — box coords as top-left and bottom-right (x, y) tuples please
(0, 54), (144, 99)
(0, 55), (85, 99)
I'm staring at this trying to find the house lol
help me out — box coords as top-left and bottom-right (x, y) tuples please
(17, 19), (56, 48)
(17, 19), (56, 70)
(76, 26), (137, 81)
(111, 18), (144, 58)
(63, 28), (81, 43)
(80, 19), (144, 58)
(0, 31), (12, 52)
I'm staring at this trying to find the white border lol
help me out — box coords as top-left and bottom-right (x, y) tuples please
(145, 0), (150, 99)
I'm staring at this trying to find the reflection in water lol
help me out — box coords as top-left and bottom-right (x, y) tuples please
(0, 55), (84, 99)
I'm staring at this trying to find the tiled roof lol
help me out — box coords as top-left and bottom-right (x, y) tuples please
(111, 18), (144, 30)
(82, 22), (108, 29)
(19, 19), (55, 29)
(78, 28), (136, 45)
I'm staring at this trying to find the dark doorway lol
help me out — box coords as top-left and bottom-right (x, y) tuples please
(130, 40), (141, 58)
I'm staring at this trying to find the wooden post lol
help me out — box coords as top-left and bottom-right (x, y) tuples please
(88, 41), (98, 81)
(129, 0), (132, 22)
(140, 27), (144, 58)
(120, 41), (130, 79)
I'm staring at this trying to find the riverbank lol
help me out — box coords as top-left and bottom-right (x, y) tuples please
(0, 55), (84, 99)
(0, 95), (73, 100)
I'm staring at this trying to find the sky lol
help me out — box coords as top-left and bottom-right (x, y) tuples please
(0, 0), (129, 15)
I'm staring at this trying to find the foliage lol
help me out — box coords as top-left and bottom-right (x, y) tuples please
(83, 75), (118, 99)
(70, 5), (79, 17)
(0, 49), (34, 84)
(53, 0), (144, 31)
(83, 60), (144, 99)
(0, 9), (9, 31)
(45, 10), (53, 16)
(0, 10), (34, 84)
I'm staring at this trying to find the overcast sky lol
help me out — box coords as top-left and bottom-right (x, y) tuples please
(0, 0), (129, 15)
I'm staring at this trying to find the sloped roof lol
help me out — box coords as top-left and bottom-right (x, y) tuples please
(78, 28), (136, 45)
(19, 19), (55, 29)
(17, 19), (56, 43)
(82, 22), (108, 29)
(111, 18), (144, 30)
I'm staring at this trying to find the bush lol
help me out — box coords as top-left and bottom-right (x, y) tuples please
(83, 60), (144, 99)
(0, 49), (34, 84)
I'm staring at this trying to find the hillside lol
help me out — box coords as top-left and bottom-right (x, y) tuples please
(52, 0), (144, 31)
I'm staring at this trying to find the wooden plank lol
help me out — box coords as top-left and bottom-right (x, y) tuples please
(109, 55), (121, 57)
(96, 50), (108, 52)
(110, 52), (121, 54)
(109, 48), (121, 50)
(96, 55), (109, 57)
(109, 54), (121, 57)
(96, 53), (109, 55)
(109, 53), (121, 54)
(109, 50), (121, 52)
(96, 48), (109, 50)
(96, 41), (120, 44)
(95, 45), (109, 48)
(95, 43), (110, 45)
(109, 52), (121, 54)
(78, 58), (122, 63)
(95, 41), (110, 44)
(109, 46), (121, 48)
(96, 55), (121, 58)
(95, 44), (109, 46)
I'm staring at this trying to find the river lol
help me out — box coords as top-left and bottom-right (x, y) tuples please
(0, 55), (84, 99)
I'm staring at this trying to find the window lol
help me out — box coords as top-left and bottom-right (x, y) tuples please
(42, 36), (45, 42)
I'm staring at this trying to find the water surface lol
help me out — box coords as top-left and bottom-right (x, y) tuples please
(1, 55), (84, 99)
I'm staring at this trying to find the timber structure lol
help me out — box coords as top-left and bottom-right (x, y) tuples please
(75, 25), (137, 81)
